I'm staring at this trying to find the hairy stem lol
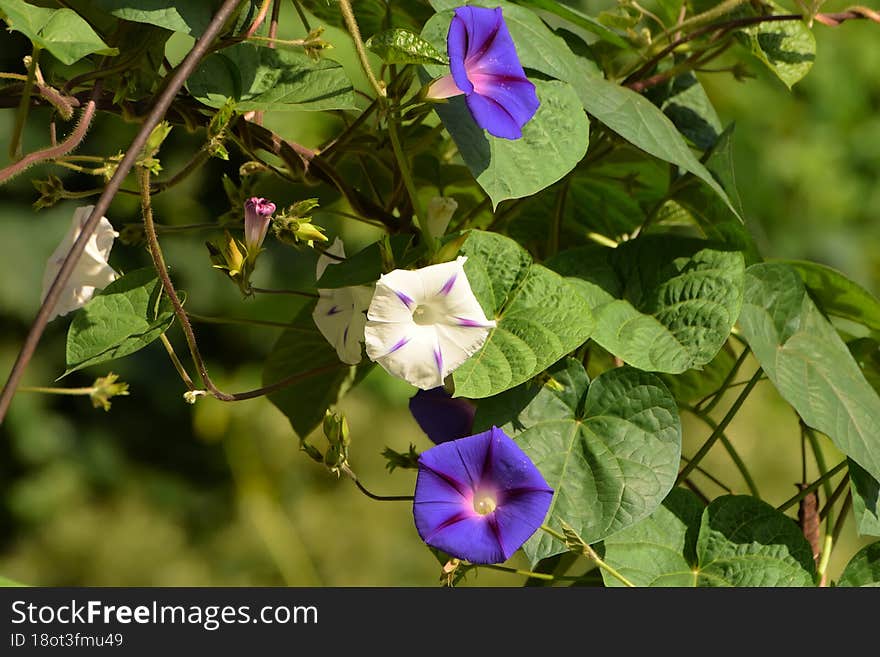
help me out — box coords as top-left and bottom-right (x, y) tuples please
(338, 0), (386, 100)
(9, 46), (40, 160)
(0, 0), (247, 424)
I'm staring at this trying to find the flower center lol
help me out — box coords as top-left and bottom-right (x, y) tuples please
(412, 303), (443, 326)
(472, 492), (497, 516)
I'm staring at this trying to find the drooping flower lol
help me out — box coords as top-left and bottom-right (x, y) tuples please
(243, 196), (276, 254)
(409, 386), (475, 444)
(313, 238), (372, 365)
(363, 256), (495, 390)
(426, 6), (540, 140)
(413, 426), (553, 564)
(41, 205), (118, 321)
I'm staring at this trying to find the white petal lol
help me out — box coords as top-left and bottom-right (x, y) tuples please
(316, 237), (346, 279)
(368, 324), (445, 390)
(41, 206), (118, 321)
(313, 287), (365, 365)
(367, 276), (419, 323)
(435, 323), (493, 372)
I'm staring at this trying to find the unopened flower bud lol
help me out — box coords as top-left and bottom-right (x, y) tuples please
(323, 409), (350, 447)
(426, 196), (458, 240)
(243, 197), (276, 253)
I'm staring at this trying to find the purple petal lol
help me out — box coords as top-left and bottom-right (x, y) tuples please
(409, 387), (476, 444)
(413, 509), (505, 565)
(455, 316), (493, 328)
(482, 426), (554, 494)
(433, 345), (444, 375)
(470, 75), (539, 133)
(447, 11), (474, 95)
(494, 488), (554, 560)
(387, 336), (411, 355)
(465, 92), (524, 140)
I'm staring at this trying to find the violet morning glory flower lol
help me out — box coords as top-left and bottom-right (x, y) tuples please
(364, 256), (496, 390)
(427, 6), (540, 140)
(409, 386), (475, 444)
(413, 426), (553, 564)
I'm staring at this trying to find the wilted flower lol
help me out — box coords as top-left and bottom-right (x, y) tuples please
(413, 426), (553, 564)
(243, 196), (276, 255)
(41, 205), (119, 321)
(409, 386), (475, 444)
(364, 256), (495, 390)
(426, 6), (540, 140)
(313, 238), (372, 365)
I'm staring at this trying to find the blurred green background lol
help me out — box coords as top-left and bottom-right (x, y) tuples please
(0, 1), (877, 586)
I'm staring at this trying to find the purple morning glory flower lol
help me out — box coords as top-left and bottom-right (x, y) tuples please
(409, 386), (476, 444)
(427, 6), (540, 140)
(243, 197), (276, 253)
(413, 426), (553, 564)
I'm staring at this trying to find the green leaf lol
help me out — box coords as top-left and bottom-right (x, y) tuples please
(90, 0), (216, 35)
(301, 0), (431, 38)
(785, 260), (880, 333)
(602, 487), (704, 587)
(366, 28), (447, 65)
(474, 359), (682, 565)
(432, 79), (589, 207)
(508, 0), (629, 49)
(65, 268), (174, 375)
(570, 75), (740, 219)
(741, 2), (815, 89)
(452, 231), (594, 398)
(660, 344), (737, 404)
(186, 43), (357, 112)
(264, 304), (368, 438)
(315, 235), (412, 289)
(548, 236), (745, 374)
(653, 71), (722, 151)
(669, 126), (761, 265)
(603, 491), (816, 586)
(850, 460), (880, 537)
(0, 0), (118, 64)
(837, 542), (880, 587)
(738, 263), (880, 483)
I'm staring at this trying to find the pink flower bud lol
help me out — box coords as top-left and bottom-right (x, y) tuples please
(243, 197), (276, 251)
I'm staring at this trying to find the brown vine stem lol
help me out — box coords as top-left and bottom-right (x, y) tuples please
(0, 87), (97, 184)
(624, 10), (879, 89)
(0, 0), (246, 424)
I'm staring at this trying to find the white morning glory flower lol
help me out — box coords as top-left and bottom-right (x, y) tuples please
(41, 205), (119, 322)
(364, 256), (496, 390)
(312, 238), (372, 365)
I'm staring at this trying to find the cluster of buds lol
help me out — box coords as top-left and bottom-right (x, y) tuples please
(89, 373), (130, 411)
(271, 198), (327, 247)
(321, 409), (351, 476)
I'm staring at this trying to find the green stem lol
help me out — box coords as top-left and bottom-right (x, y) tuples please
(9, 46), (40, 160)
(340, 465), (414, 502)
(250, 287), (319, 298)
(388, 111), (432, 255)
(19, 385), (95, 396)
(338, 0), (386, 101)
(803, 424), (834, 503)
(676, 367), (763, 485)
(478, 563), (590, 582)
(681, 405), (760, 498)
(548, 177), (570, 258)
(541, 525), (636, 587)
(819, 473), (850, 522)
(661, 0), (752, 41)
(776, 460), (847, 512)
(186, 312), (294, 329)
(679, 454), (733, 493)
(697, 346), (750, 413)
(159, 333), (196, 391)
